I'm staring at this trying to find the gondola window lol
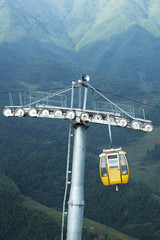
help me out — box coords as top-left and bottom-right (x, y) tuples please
(101, 155), (107, 176)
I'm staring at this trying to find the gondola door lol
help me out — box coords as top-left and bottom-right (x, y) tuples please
(107, 153), (121, 185)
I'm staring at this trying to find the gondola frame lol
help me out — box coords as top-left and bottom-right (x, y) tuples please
(99, 148), (129, 186)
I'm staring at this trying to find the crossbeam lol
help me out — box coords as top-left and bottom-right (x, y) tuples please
(3, 104), (153, 132)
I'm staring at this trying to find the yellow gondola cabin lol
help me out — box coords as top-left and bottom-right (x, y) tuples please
(99, 148), (129, 186)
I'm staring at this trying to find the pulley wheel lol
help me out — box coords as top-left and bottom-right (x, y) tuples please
(54, 110), (63, 116)
(131, 120), (141, 130)
(15, 108), (25, 117)
(66, 111), (75, 120)
(3, 108), (12, 117)
(118, 118), (128, 127)
(80, 113), (90, 121)
(143, 123), (153, 132)
(41, 109), (50, 116)
(28, 108), (37, 117)
(93, 114), (102, 121)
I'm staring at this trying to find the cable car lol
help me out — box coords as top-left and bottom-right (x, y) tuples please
(99, 148), (129, 186)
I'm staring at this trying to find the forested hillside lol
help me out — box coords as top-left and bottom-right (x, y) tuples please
(0, 174), (61, 240)
(0, 113), (160, 239)
(0, 173), (139, 240)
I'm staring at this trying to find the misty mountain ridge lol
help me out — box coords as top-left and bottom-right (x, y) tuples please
(0, 0), (160, 89)
(1, 0), (160, 50)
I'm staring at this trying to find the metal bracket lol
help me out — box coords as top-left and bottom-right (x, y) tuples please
(68, 201), (85, 207)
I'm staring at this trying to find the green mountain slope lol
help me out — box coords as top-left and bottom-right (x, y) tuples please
(23, 197), (139, 240)
(0, 114), (160, 239)
(77, 25), (160, 88)
(0, 173), (138, 240)
(0, 0), (74, 49)
(125, 126), (160, 193)
(0, 38), (78, 90)
(0, 173), (61, 240)
(0, 0), (160, 89)
(72, 0), (160, 50)
(1, 0), (160, 50)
